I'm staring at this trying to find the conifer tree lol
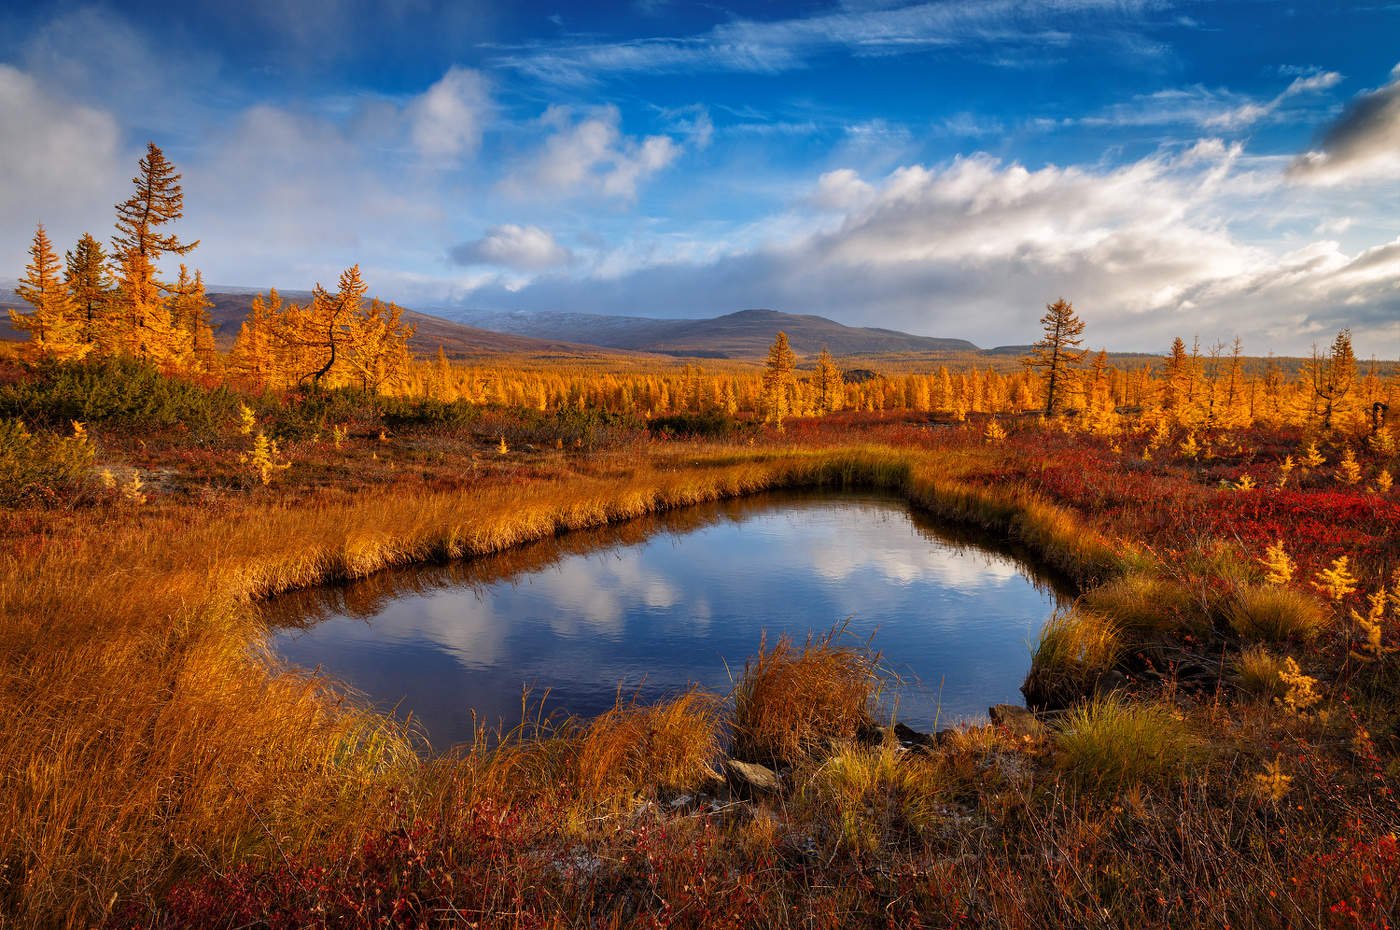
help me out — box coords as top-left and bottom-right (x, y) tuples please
(813, 346), (843, 414)
(108, 142), (199, 365)
(761, 331), (798, 429)
(113, 142), (199, 261)
(64, 233), (112, 347)
(1024, 298), (1086, 417)
(169, 265), (217, 372)
(345, 297), (415, 392)
(1310, 328), (1356, 431)
(11, 225), (89, 361)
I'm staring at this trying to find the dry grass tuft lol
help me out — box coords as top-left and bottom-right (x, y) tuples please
(732, 630), (879, 766)
(799, 741), (946, 852)
(1055, 696), (1198, 794)
(572, 689), (724, 806)
(1226, 584), (1328, 643)
(1081, 573), (1203, 634)
(1024, 608), (1122, 707)
(1236, 645), (1288, 700)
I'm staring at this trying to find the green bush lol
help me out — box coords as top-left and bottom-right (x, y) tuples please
(0, 418), (95, 505)
(0, 358), (239, 434)
(647, 410), (739, 439)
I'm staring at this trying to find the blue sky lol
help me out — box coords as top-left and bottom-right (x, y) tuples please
(2, 1), (1399, 353)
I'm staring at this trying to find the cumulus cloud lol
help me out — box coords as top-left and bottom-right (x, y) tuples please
(457, 145), (1400, 355)
(502, 105), (681, 200)
(408, 67), (491, 163)
(450, 224), (572, 270)
(1289, 64), (1400, 185)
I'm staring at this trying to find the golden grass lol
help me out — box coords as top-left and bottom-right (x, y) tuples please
(1055, 696), (1198, 793)
(1225, 584), (1328, 643)
(0, 442), (1129, 927)
(732, 630), (878, 766)
(798, 741), (946, 852)
(1081, 572), (1204, 634)
(1023, 608), (1122, 707)
(1236, 645), (1288, 700)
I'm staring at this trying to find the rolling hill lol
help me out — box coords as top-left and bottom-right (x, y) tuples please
(449, 307), (981, 359)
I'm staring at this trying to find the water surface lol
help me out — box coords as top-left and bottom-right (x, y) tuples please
(267, 493), (1066, 749)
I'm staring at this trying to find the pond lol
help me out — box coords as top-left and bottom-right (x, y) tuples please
(265, 492), (1069, 750)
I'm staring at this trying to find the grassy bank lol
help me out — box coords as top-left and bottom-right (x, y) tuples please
(3, 398), (1399, 926)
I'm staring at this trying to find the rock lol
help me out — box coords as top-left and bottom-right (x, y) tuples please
(1095, 670), (1130, 695)
(893, 722), (936, 748)
(988, 703), (1044, 739)
(723, 759), (781, 796)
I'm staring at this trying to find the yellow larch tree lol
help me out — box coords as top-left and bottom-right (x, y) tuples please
(108, 142), (200, 366)
(10, 225), (90, 361)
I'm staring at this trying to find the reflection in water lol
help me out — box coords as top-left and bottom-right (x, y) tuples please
(266, 493), (1069, 751)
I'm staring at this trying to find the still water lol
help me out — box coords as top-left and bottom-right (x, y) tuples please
(266, 493), (1067, 750)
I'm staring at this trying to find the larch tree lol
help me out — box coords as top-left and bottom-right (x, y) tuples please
(761, 331), (798, 429)
(64, 233), (112, 347)
(1023, 298), (1086, 417)
(304, 265), (369, 387)
(11, 225), (89, 362)
(344, 297), (415, 392)
(813, 346), (843, 414)
(168, 265), (217, 372)
(109, 142), (199, 364)
(1310, 328), (1357, 431)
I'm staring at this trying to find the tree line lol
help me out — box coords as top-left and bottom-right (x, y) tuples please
(8, 142), (414, 391)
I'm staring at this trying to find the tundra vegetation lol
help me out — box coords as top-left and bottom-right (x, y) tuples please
(2, 144), (1399, 929)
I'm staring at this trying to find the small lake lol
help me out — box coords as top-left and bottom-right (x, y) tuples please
(265, 493), (1068, 750)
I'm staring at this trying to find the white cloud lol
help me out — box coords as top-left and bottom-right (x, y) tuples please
(1289, 65), (1400, 185)
(408, 67), (491, 163)
(0, 64), (125, 262)
(502, 105), (681, 200)
(497, 0), (1167, 84)
(812, 168), (876, 210)
(458, 144), (1400, 355)
(450, 224), (572, 270)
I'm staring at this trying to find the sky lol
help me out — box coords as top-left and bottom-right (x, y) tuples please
(1, 1), (1399, 354)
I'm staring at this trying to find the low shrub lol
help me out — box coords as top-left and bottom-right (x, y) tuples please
(1055, 696), (1197, 793)
(732, 631), (878, 766)
(0, 418), (95, 504)
(1226, 584), (1328, 643)
(0, 357), (240, 433)
(647, 410), (740, 439)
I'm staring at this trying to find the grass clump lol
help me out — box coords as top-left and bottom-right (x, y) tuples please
(799, 741), (946, 852)
(1226, 584), (1328, 643)
(1237, 645), (1288, 700)
(572, 690), (724, 806)
(1056, 696), (1197, 793)
(732, 630), (878, 766)
(1024, 608), (1122, 707)
(1080, 573), (1203, 634)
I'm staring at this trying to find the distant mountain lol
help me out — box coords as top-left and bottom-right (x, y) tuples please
(450, 308), (980, 359)
(0, 290), (624, 362)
